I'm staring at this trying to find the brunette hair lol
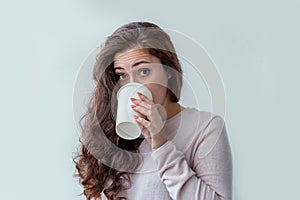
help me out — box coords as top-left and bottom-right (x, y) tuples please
(74, 21), (183, 200)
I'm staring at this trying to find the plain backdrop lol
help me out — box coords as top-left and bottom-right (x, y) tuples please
(0, 1), (299, 200)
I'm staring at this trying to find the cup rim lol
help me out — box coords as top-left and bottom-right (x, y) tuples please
(116, 82), (152, 100)
(116, 121), (141, 140)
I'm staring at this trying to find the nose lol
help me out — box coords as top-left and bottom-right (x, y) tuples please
(128, 74), (140, 84)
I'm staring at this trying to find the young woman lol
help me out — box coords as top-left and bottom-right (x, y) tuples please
(74, 21), (232, 200)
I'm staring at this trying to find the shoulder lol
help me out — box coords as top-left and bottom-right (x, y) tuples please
(171, 107), (226, 152)
(186, 108), (230, 158)
(182, 107), (225, 130)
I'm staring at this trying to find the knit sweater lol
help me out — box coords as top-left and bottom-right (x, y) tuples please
(100, 107), (232, 200)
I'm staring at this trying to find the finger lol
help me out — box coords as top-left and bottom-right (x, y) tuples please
(137, 92), (154, 105)
(134, 115), (151, 129)
(130, 97), (152, 110)
(131, 105), (151, 118)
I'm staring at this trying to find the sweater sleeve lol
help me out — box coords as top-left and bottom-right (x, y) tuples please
(151, 116), (232, 200)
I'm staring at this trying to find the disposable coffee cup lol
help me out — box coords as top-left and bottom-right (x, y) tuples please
(116, 82), (153, 140)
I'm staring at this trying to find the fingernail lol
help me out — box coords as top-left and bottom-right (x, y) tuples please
(131, 105), (136, 108)
(130, 97), (136, 101)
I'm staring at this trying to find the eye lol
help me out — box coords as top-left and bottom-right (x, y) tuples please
(139, 68), (150, 76)
(118, 73), (127, 80)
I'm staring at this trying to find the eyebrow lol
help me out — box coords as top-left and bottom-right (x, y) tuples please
(114, 60), (150, 70)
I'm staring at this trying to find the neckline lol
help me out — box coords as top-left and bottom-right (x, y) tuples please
(165, 106), (188, 125)
(163, 107), (191, 140)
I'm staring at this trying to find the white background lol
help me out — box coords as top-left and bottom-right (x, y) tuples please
(0, 1), (299, 200)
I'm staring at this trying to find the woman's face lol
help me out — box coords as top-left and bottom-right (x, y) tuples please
(113, 48), (171, 105)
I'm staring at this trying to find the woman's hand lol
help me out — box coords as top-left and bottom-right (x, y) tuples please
(131, 92), (168, 151)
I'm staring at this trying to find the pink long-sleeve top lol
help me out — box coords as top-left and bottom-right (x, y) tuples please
(101, 107), (232, 200)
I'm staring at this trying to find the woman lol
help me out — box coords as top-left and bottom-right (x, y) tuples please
(74, 21), (232, 200)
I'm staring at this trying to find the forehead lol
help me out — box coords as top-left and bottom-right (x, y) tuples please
(114, 48), (160, 67)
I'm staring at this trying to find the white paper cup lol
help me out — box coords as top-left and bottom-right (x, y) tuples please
(115, 82), (153, 140)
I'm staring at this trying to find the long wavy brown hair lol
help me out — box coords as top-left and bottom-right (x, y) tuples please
(73, 21), (183, 200)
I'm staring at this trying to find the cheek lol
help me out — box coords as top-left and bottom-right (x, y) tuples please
(146, 84), (168, 104)
(145, 67), (169, 86)
(150, 72), (169, 87)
